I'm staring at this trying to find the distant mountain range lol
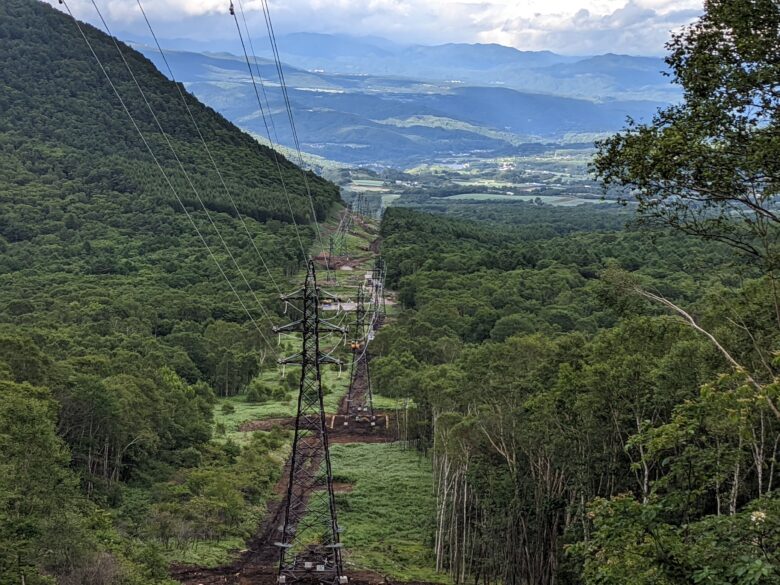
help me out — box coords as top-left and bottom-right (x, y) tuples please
(127, 32), (678, 101)
(136, 41), (670, 167)
(265, 34), (665, 98)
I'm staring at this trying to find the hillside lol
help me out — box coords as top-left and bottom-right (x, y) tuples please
(137, 46), (667, 166)
(0, 1), (340, 583)
(375, 204), (780, 584)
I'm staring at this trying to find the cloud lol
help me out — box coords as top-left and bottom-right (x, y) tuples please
(477, 1), (702, 54)
(47, 0), (703, 55)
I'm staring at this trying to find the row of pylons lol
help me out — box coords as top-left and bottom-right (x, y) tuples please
(328, 194), (374, 259)
(272, 254), (388, 585)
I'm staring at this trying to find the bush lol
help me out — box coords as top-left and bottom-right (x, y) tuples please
(245, 384), (269, 403)
(245, 379), (287, 403)
(220, 403), (235, 415)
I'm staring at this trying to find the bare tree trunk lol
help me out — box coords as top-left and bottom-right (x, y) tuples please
(635, 287), (780, 419)
(730, 437), (742, 515)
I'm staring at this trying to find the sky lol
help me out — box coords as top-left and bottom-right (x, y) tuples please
(48, 0), (704, 56)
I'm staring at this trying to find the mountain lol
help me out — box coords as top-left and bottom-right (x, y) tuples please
(138, 46), (667, 166)
(535, 53), (672, 93)
(127, 31), (677, 101)
(278, 32), (396, 59)
(0, 1), (338, 581)
(399, 43), (568, 70)
(263, 33), (677, 101)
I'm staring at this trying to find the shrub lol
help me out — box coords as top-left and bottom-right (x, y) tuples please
(245, 378), (287, 403)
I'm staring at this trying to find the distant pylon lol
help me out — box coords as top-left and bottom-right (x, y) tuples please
(345, 284), (374, 423)
(273, 261), (347, 585)
(371, 256), (387, 327)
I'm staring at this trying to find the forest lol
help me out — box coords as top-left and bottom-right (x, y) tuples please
(372, 2), (780, 583)
(0, 1), (339, 583)
(2, 0), (780, 584)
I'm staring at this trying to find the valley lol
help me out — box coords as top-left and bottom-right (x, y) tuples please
(3, 2), (780, 585)
(136, 44), (667, 167)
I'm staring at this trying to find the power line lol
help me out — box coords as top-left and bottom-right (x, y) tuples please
(252, 0), (333, 279)
(235, 0), (281, 147)
(88, 0), (280, 335)
(58, 0), (273, 347)
(135, 0), (283, 298)
(229, 2), (309, 262)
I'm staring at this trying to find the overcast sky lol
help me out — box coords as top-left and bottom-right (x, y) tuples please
(49, 0), (703, 55)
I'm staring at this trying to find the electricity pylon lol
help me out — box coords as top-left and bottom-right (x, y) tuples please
(371, 256), (387, 327)
(273, 261), (348, 585)
(345, 284), (374, 423)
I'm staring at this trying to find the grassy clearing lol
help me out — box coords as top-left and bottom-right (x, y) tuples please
(214, 368), (351, 443)
(381, 194), (402, 210)
(342, 232), (372, 257)
(351, 179), (386, 188)
(192, 213), (402, 570)
(331, 443), (446, 583)
(370, 393), (399, 410)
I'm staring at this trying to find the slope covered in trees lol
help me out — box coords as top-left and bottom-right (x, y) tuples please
(0, 1), (340, 583)
(374, 203), (780, 583)
(373, 1), (780, 582)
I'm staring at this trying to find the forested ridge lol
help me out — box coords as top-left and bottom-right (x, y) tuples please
(372, 2), (780, 583)
(0, 1), (339, 583)
(375, 205), (779, 583)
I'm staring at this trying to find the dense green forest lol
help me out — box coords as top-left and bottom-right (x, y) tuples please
(374, 206), (779, 584)
(3, 0), (780, 584)
(0, 1), (339, 583)
(373, 2), (780, 583)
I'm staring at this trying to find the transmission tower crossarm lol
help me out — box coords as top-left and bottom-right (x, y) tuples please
(273, 320), (304, 333)
(277, 352), (344, 366)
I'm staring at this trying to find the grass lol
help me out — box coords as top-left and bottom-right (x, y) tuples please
(214, 368), (352, 444)
(162, 535), (250, 568)
(381, 194), (402, 209)
(371, 393), (399, 410)
(342, 231), (372, 257)
(332, 443), (445, 583)
(351, 179), (386, 188)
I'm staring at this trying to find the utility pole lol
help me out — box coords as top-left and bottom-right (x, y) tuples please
(273, 261), (348, 585)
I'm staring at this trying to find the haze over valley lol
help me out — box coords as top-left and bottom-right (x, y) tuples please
(134, 33), (673, 169)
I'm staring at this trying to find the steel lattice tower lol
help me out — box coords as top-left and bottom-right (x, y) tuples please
(273, 261), (347, 585)
(345, 284), (374, 422)
(371, 256), (387, 326)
